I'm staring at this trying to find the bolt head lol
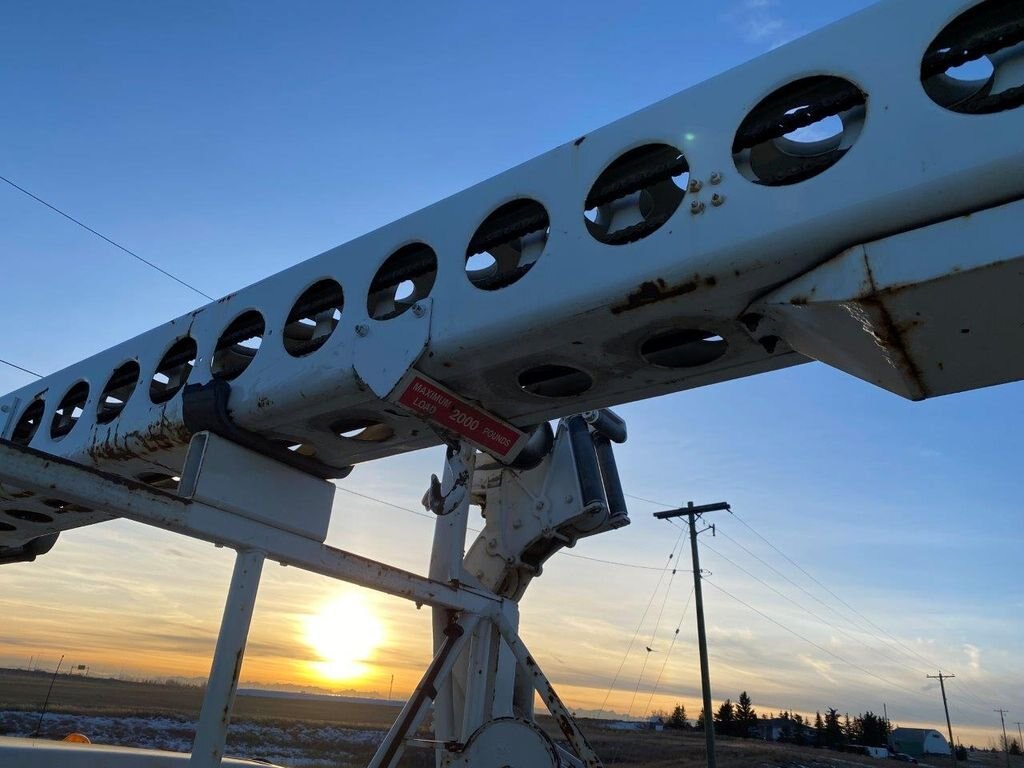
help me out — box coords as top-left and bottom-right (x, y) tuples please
(412, 303), (426, 318)
(709, 171), (723, 185)
(535, 500), (545, 510)
(355, 323), (369, 337)
(689, 200), (705, 215)
(688, 178), (703, 194)
(564, 494), (574, 504)
(711, 193), (725, 206)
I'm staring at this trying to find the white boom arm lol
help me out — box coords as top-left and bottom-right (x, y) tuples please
(1, 1), (1022, 766)
(1, 0), (1022, 557)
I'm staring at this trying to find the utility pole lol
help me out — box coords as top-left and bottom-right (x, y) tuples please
(1015, 722), (1023, 754)
(994, 709), (1009, 768)
(927, 672), (957, 766)
(654, 500), (730, 768)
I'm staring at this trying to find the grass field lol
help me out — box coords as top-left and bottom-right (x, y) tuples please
(1, 668), (1018, 767)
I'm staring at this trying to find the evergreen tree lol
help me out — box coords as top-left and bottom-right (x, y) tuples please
(714, 699), (735, 736)
(1010, 739), (1022, 756)
(696, 707), (706, 732)
(779, 712), (794, 743)
(792, 713), (807, 746)
(824, 708), (844, 749)
(735, 692), (757, 738)
(855, 711), (888, 746)
(815, 712), (826, 747)
(668, 704), (688, 730)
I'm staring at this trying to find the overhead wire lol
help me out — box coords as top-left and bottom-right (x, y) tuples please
(0, 359), (42, 378)
(0, 173), (214, 301)
(635, 499), (999, 722)
(713, 524), (1000, 713)
(598, 526), (688, 716)
(334, 484), (683, 572)
(631, 493), (956, 677)
(727, 507), (947, 672)
(701, 578), (923, 698)
(640, 584), (695, 719)
(627, 540), (686, 716)
(699, 537), (921, 675)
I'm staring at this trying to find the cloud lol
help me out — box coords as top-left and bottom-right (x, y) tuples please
(800, 655), (837, 686)
(963, 643), (981, 672)
(723, 0), (803, 50)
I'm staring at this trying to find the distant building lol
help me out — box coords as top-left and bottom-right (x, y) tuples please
(889, 728), (949, 757)
(751, 717), (815, 742)
(606, 721), (644, 731)
(605, 717), (664, 732)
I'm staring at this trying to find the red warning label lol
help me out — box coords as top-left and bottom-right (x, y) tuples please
(392, 371), (527, 460)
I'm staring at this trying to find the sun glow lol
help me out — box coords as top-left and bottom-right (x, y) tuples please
(304, 593), (384, 682)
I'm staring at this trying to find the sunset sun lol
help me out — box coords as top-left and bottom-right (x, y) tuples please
(304, 594), (384, 682)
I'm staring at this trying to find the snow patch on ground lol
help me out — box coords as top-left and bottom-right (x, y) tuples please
(0, 710), (386, 767)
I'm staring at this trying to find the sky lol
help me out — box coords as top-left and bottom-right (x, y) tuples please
(1, 0), (1021, 751)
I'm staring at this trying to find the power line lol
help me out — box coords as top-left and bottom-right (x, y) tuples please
(335, 486), (434, 520)
(628, 494), (950, 676)
(641, 584), (695, 719)
(598, 527), (688, 716)
(628, 543), (686, 716)
(702, 578), (922, 698)
(334, 484), (680, 572)
(947, 676), (997, 716)
(0, 358), (42, 378)
(0, 173), (213, 301)
(625, 492), (677, 508)
(727, 508), (944, 672)
(700, 537), (917, 674)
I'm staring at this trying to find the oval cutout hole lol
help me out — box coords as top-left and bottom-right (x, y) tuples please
(367, 243), (437, 320)
(50, 381), (90, 440)
(518, 365), (593, 398)
(97, 361), (140, 424)
(11, 398), (46, 446)
(213, 310), (265, 380)
(584, 144), (687, 245)
(641, 329), (728, 368)
(331, 418), (395, 443)
(921, 0), (1023, 115)
(283, 279), (344, 357)
(137, 472), (181, 491)
(150, 337), (197, 404)
(5, 509), (53, 524)
(466, 198), (550, 290)
(41, 498), (92, 513)
(733, 76), (866, 186)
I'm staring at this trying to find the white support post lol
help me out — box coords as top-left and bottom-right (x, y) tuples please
(368, 613), (481, 768)
(493, 609), (603, 768)
(428, 442), (475, 751)
(189, 548), (265, 768)
(459, 620), (497, 739)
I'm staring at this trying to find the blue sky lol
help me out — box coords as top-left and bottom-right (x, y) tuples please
(1, 0), (1020, 748)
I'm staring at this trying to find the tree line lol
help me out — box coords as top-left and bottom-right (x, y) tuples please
(654, 691), (893, 747)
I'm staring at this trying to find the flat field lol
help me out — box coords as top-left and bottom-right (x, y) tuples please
(0, 668), (1015, 768)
